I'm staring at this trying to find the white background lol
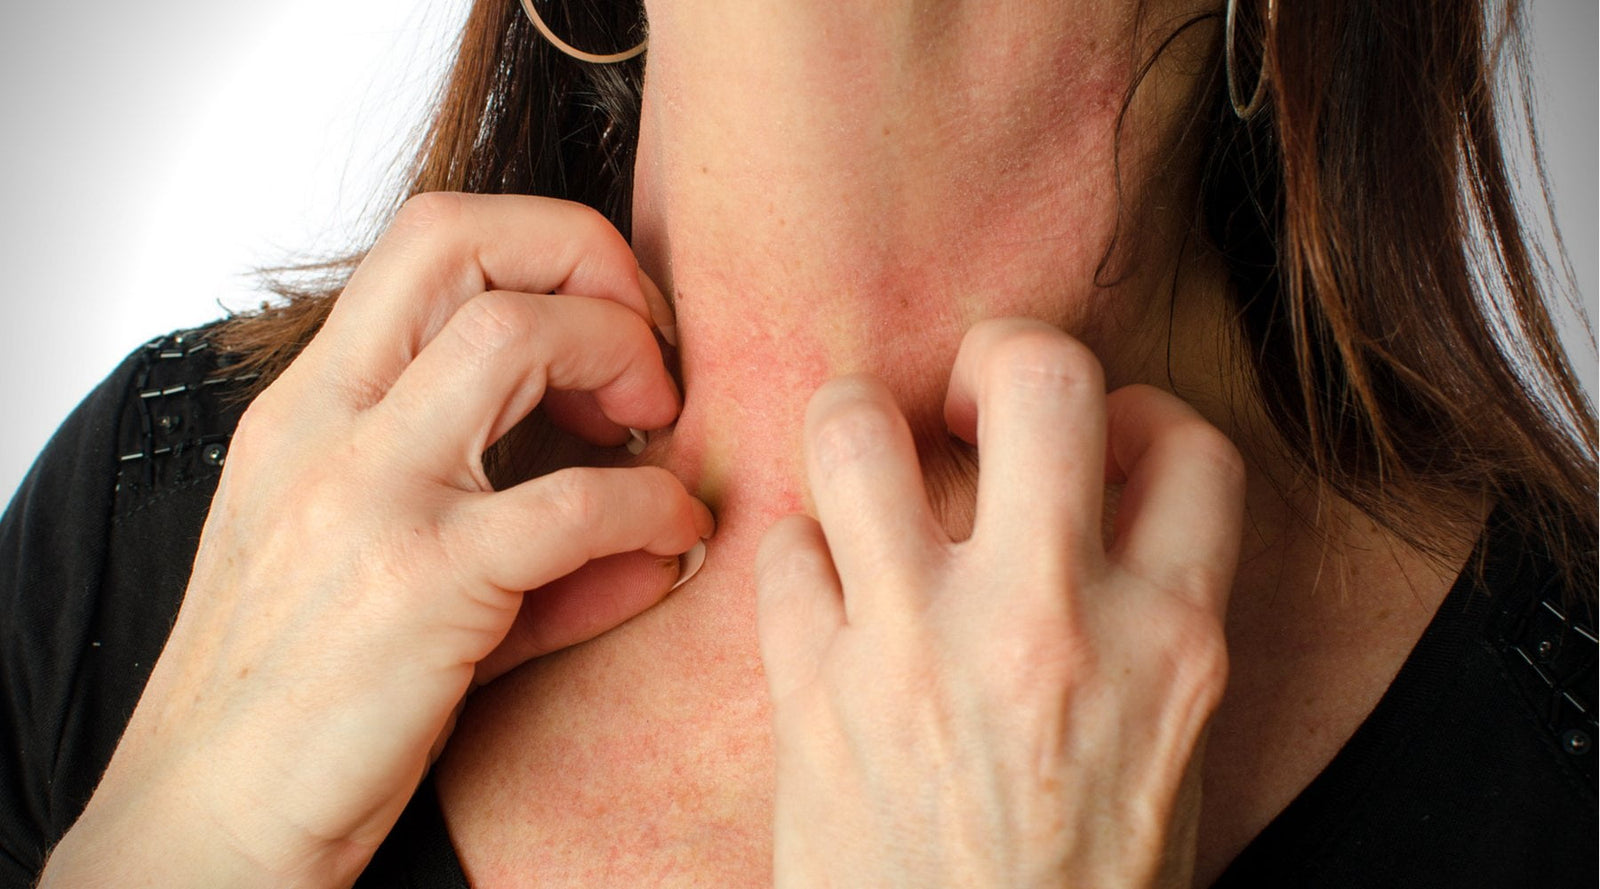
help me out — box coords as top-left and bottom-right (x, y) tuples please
(0, 0), (1594, 505)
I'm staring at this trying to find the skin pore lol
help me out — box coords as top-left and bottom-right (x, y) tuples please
(434, 0), (1485, 884)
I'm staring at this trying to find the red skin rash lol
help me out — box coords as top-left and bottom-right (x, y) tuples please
(434, 3), (1209, 883)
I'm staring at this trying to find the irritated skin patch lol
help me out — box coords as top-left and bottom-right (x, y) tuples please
(438, 1), (1224, 884)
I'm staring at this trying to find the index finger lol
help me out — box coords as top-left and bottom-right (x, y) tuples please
(305, 193), (668, 406)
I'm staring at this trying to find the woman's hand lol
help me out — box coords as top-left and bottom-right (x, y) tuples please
(757, 319), (1245, 888)
(42, 193), (712, 888)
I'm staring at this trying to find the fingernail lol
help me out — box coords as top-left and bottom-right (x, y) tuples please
(626, 428), (648, 455)
(638, 267), (678, 347)
(692, 498), (716, 539)
(671, 541), (706, 591)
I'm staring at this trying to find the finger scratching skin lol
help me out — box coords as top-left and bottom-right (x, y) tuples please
(385, 193), (639, 303)
(325, 193), (654, 402)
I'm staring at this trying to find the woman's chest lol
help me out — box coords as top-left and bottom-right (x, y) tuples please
(431, 549), (1446, 888)
(434, 567), (778, 887)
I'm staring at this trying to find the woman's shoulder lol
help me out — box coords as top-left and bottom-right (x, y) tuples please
(101, 326), (259, 519)
(3, 322), (260, 551)
(0, 322), (256, 882)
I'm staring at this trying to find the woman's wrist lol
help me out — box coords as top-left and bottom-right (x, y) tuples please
(40, 766), (353, 889)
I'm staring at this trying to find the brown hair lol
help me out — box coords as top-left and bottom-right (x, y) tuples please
(219, 0), (1597, 601)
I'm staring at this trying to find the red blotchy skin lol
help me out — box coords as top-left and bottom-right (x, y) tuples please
(435, 2), (1208, 883)
(437, 314), (839, 886)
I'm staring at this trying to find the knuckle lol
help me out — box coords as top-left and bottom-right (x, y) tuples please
(539, 466), (606, 532)
(449, 291), (537, 356)
(231, 398), (278, 451)
(624, 464), (680, 503)
(987, 327), (1102, 396)
(614, 305), (660, 350)
(1173, 420), (1247, 487)
(647, 471), (705, 549)
(1153, 605), (1230, 704)
(562, 200), (617, 243)
(587, 301), (657, 367)
(626, 465), (695, 525)
(227, 392), (312, 471)
(808, 384), (898, 468)
(393, 191), (466, 234)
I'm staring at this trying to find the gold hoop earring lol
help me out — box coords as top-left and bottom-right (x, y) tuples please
(518, 0), (647, 65)
(1225, 0), (1274, 120)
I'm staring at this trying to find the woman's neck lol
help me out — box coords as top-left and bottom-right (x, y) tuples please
(433, 9), (1494, 882)
(618, 17), (1488, 868)
(630, 0), (1228, 536)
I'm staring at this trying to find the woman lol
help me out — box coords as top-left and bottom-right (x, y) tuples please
(6, 0), (1595, 884)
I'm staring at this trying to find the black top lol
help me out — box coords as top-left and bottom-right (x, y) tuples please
(1, 326), (1595, 887)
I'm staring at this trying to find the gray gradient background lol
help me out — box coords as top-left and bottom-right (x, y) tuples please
(0, 1), (1594, 505)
